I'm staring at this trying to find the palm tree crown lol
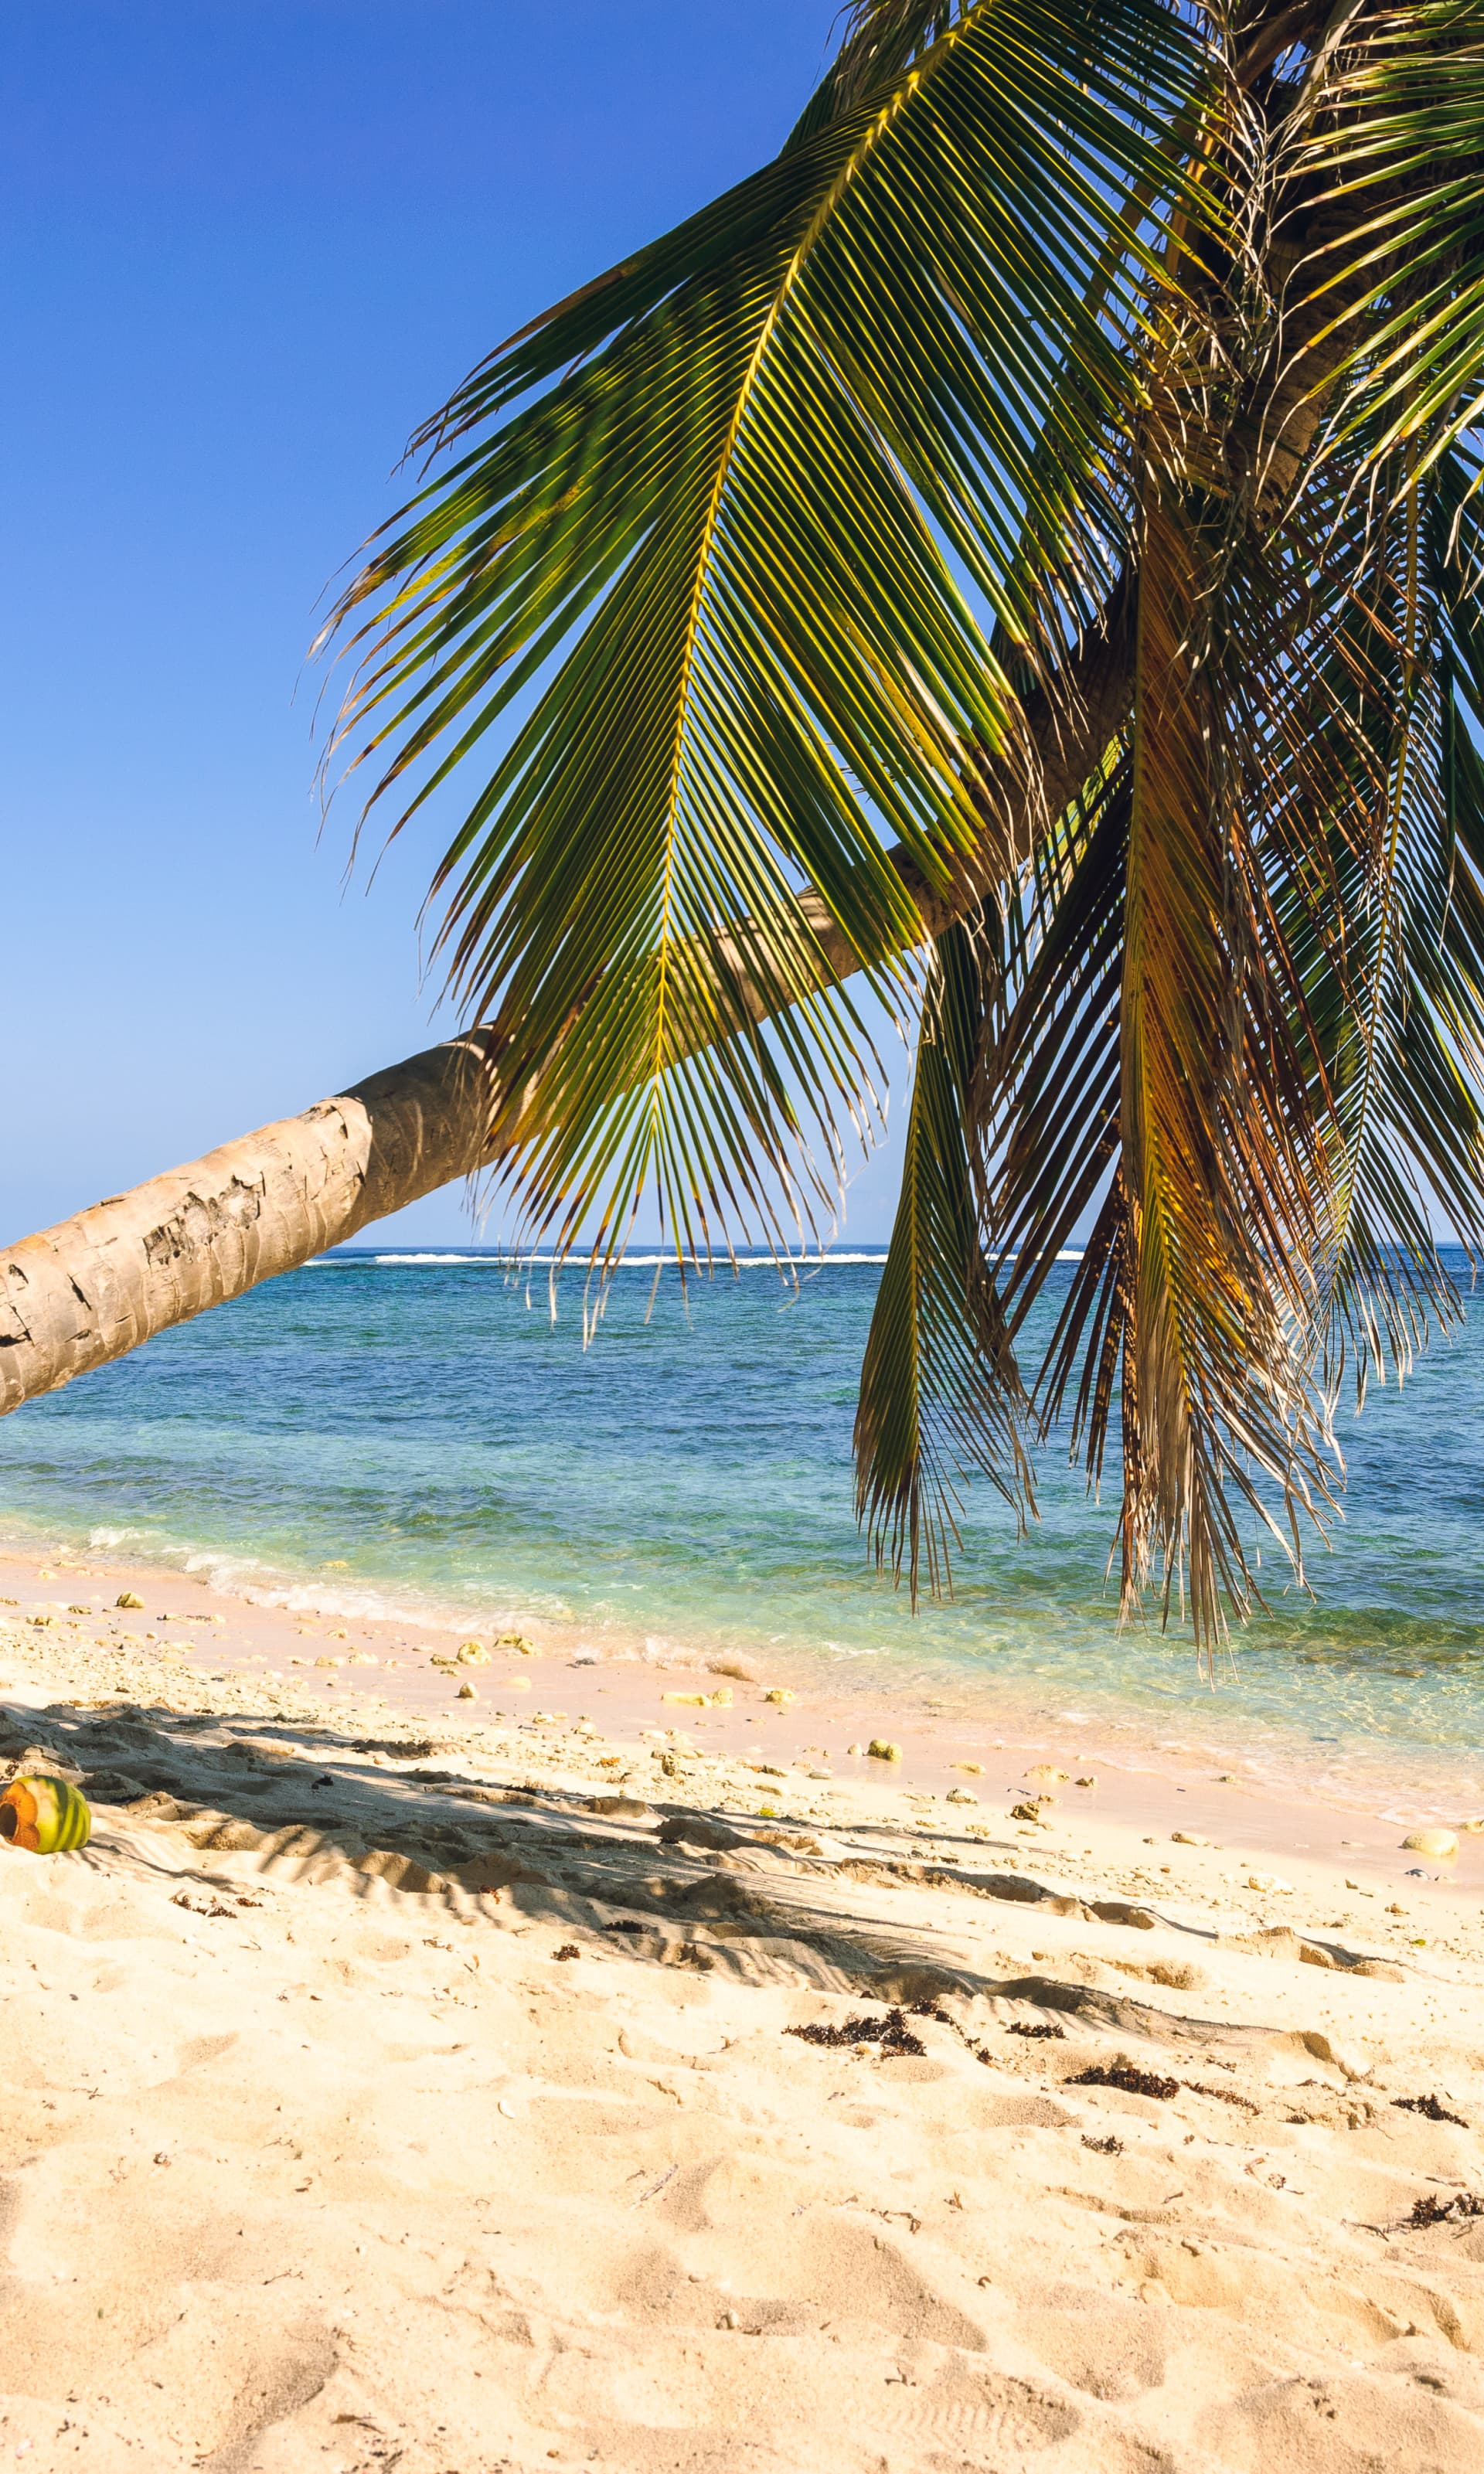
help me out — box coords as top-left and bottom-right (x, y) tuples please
(322, 0), (1484, 1649)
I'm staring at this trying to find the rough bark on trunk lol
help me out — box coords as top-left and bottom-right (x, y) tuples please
(0, 1034), (504, 1416)
(0, 864), (963, 1419)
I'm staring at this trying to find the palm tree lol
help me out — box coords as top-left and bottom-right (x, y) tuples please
(5, 0), (1483, 1645)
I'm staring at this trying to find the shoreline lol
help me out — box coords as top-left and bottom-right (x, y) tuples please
(8, 1236), (1484, 1850)
(4, 1482), (1481, 1828)
(4, 1531), (1482, 1928)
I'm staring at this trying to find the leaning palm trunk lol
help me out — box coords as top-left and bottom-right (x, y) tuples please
(0, 877), (917, 1417)
(0, 1037), (496, 1416)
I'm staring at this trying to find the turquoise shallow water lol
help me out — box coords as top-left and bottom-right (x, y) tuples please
(2, 1249), (1483, 1812)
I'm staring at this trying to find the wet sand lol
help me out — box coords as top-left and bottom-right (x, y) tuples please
(3, 1536), (1482, 1908)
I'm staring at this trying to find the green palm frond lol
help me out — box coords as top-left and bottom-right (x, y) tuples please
(854, 922), (1034, 1601)
(788, 1), (973, 140)
(321, 0), (1210, 1278)
(1304, 444), (1484, 1396)
(1286, 1), (1484, 485)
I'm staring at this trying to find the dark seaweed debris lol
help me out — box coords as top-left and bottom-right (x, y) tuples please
(1070, 2064), (1179, 2101)
(1394, 2095), (1469, 2128)
(1008, 2020), (1066, 2040)
(1081, 2134), (1124, 2155)
(1410, 2190), (1484, 2227)
(606, 1919), (648, 1935)
(787, 2008), (928, 2057)
(553, 1944), (580, 1961)
(1186, 2080), (1259, 2112)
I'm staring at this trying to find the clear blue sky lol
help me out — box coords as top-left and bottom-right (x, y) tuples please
(5, 2), (918, 1247)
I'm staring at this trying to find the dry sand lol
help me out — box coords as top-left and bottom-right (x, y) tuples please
(4, 1543), (1484, 2472)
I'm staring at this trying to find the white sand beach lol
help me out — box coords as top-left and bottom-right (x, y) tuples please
(4, 1542), (1484, 2472)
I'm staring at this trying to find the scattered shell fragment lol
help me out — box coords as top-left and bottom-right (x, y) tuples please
(456, 1683), (478, 1701)
(764, 1689), (795, 1707)
(457, 1642), (490, 1666)
(946, 1788), (978, 1805)
(116, 1592), (144, 1610)
(867, 1738), (902, 1762)
(1171, 1831), (1209, 1846)
(1025, 1765), (1067, 1785)
(1010, 1798), (1053, 1822)
(1074, 1775), (1098, 1788)
(1401, 1828), (1458, 1861)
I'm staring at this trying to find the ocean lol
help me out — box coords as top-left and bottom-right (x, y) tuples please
(2, 1248), (1482, 1816)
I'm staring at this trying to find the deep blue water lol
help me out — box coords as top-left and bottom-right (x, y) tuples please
(2, 1248), (1483, 1807)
